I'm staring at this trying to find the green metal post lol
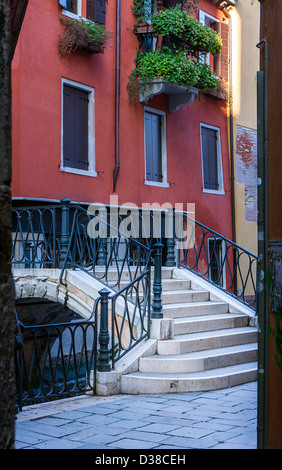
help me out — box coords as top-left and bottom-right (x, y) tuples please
(152, 242), (163, 319)
(97, 288), (111, 372)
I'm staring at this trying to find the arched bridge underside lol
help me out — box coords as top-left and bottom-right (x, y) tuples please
(13, 268), (111, 320)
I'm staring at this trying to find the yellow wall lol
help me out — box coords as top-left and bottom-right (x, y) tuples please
(230, 0), (260, 261)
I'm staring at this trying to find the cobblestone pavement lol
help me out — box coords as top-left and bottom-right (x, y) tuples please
(15, 381), (257, 450)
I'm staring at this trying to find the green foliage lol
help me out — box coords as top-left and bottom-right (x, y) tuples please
(128, 2), (221, 103)
(132, 1), (199, 23)
(58, 16), (111, 55)
(138, 48), (199, 85)
(151, 6), (222, 55)
(132, 0), (150, 23)
(127, 47), (220, 103)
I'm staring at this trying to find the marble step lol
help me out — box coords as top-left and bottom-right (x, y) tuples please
(94, 266), (174, 282)
(120, 278), (192, 291)
(161, 290), (209, 304)
(163, 301), (229, 318)
(157, 327), (258, 355)
(121, 362), (258, 394)
(173, 312), (249, 335)
(131, 289), (210, 305)
(139, 343), (258, 373)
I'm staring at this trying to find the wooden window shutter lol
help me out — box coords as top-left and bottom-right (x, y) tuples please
(201, 127), (219, 190)
(201, 127), (210, 189)
(95, 0), (106, 24)
(63, 85), (76, 169)
(63, 85), (89, 171)
(74, 88), (89, 170)
(207, 129), (219, 190)
(145, 112), (162, 183)
(214, 21), (221, 77)
(145, 113), (153, 181)
(215, 21), (229, 80)
(87, 0), (106, 24)
(151, 114), (162, 182)
(86, 0), (96, 21)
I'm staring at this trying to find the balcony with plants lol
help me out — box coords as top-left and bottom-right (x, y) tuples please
(58, 15), (111, 56)
(128, 1), (224, 111)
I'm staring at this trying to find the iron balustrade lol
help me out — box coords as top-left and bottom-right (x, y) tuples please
(110, 269), (151, 366)
(59, 205), (154, 291)
(60, 205), (155, 370)
(15, 303), (99, 410)
(12, 201), (258, 409)
(12, 206), (63, 269)
(177, 212), (258, 310)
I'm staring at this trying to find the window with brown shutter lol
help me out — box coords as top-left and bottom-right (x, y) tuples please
(201, 125), (224, 192)
(63, 84), (89, 171)
(145, 111), (163, 183)
(86, 0), (106, 24)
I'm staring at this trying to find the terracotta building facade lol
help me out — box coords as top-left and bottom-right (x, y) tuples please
(11, 0), (235, 239)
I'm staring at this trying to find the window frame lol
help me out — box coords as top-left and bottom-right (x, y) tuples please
(144, 107), (169, 188)
(60, 78), (96, 177)
(200, 123), (224, 195)
(62, 0), (82, 19)
(198, 10), (219, 67)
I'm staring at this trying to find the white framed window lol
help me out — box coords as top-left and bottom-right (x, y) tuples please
(199, 10), (219, 67)
(144, 107), (168, 188)
(59, 0), (107, 24)
(61, 78), (96, 177)
(200, 123), (224, 194)
(144, 0), (158, 23)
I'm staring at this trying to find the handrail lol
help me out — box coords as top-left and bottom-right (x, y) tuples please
(59, 204), (153, 289)
(177, 212), (258, 310)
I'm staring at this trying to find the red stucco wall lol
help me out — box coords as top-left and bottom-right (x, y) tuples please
(11, 0), (232, 238)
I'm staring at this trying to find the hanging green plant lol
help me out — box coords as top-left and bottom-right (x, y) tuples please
(132, 0), (199, 23)
(151, 5), (222, 55)
(58, 16), (111, 55)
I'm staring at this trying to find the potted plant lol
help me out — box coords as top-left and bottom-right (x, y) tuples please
(128, 3), (221, 106)
(150, 5), (222, 55)
(58, 16), (111, 55)
(127, 47), (220, 104)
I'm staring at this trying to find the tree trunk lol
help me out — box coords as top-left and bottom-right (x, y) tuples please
(0, 0), (16, 449)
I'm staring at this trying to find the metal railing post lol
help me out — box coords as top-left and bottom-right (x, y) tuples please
(60, 198), (71, 267)
(97, 288), (111, 371)
(166, 209), (176, 267)
(152, 242), (163, 319)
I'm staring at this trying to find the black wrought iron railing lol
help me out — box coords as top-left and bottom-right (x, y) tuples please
(59, 205), (153, 291)
(15, 302), (99, 410)
(176, 212), (258, 310)
(59, 205), (155, 370)
(13, 200), (258, 409)
(11, 206), (62, 269)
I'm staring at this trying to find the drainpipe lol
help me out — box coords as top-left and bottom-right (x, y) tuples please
(223, 7), (237, 301)
(113, 0), (121, 193)
(223, 7), (236, 246)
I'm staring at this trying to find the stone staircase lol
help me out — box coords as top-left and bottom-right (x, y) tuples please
(120, 267), (258, 394)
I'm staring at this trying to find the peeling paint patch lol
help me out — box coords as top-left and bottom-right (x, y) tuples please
(236, 125), (257, 223)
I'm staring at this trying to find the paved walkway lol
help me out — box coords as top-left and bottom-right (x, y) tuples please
(15, 381), (257, 450)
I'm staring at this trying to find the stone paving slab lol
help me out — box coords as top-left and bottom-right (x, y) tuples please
(15, 381), (258, 450)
